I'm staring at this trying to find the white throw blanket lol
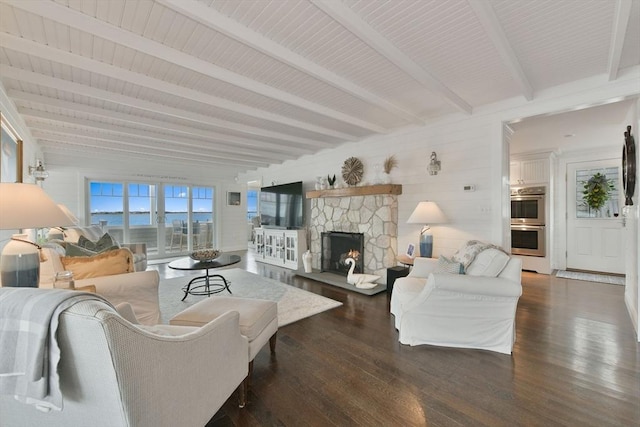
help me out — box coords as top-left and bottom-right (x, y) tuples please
(0, 288), (112, 412)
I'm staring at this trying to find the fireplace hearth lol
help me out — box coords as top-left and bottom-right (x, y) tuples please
(321, 232), (364, 276)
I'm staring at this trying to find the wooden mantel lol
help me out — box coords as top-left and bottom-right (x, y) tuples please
(306, 184), (402, 199)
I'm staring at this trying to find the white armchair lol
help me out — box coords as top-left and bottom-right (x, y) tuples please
(390, 251), (522, 354)
(0, 298), (249, 426)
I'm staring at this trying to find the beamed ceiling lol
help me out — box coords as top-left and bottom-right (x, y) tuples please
(1, 0), (639, 179)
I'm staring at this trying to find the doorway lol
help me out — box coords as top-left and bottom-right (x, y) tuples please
(566, 159), (624, 274)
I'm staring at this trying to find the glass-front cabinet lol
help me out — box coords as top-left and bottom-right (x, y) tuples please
(285, 235), (298, 265)
(252, 228), (306, 270)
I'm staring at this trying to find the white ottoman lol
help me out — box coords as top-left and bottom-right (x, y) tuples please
(169, 296), (278, 406)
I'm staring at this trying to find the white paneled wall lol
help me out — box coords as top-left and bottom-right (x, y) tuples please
(2, 71), (638, 271)
(242, 113), (503, 259)
(219, 182), (250, 251)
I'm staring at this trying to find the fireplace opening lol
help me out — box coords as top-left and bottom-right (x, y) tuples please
(321, 232), (364, 276)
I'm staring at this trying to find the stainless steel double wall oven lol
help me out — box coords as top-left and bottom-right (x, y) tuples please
(510, 186), (546, 257)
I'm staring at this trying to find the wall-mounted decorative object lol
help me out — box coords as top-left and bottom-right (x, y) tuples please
(582, 172), (615, 212)
(623, 125), (636, 206)
(428, 151), (441, 175)
(341, 157), (363, 186)
(1, 113), (23, 183)
(29, 160), (49, 182)
(227, 191), (241, 206)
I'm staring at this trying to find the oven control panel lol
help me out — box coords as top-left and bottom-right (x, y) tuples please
(510, 186), (545, 196)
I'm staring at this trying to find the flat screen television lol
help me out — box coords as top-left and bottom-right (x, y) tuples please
(259, 181), (304, 229)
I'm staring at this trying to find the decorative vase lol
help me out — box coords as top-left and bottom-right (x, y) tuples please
(320, 177), (327, 190)
(381, 173), (391, 184)
(0, 234), (40, 287)
(302, 250), (313, 273)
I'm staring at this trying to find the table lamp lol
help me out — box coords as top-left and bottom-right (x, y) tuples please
(407, 201), (447, 258)
(46, 203), (80, 240)
(0, 183), (74, 287)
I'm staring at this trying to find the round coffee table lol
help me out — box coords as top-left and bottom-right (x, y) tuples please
(168, 254), (241, 301)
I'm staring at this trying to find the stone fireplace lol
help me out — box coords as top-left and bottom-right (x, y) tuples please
(321, 231), (364, 276)
(308, 185), (401, 280)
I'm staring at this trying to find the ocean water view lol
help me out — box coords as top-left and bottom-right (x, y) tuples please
(91, 212), (212, 226)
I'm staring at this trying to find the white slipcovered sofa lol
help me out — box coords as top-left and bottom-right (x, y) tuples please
(38, 245), (161, 325)
(390, 242), (523, 354)
(50, 225), (147, 272)
(0, 295), (248, 426)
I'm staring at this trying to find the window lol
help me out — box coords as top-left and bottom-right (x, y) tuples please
(129, 183), (156, 226)
(88, 181), (216, 253)
(247, 189), (258, 220)
(575, 167), (620, 218)
(192, 187), (214, 222)
(90, 181), (124, 226)
(164, 185), (189, 226)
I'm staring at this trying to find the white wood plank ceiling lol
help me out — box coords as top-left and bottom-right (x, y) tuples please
(0, 0), (638, 179)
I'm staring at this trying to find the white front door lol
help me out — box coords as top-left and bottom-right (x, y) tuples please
(566, 160), (624, 274)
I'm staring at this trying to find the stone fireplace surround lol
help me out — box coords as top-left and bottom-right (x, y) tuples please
(308, 185), (401, 281)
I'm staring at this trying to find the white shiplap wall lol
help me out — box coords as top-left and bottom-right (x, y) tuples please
(2, 71), (638, 270)
(242, 113), (503, 259)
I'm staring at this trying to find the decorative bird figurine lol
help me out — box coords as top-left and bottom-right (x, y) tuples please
(345, 258), (380, 289)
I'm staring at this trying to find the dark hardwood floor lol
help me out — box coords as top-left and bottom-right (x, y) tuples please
(150, 251), (640, 427)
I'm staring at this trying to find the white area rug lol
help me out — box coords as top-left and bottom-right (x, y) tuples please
(555, 270), (625, 286)
(159, 268), (342, 326)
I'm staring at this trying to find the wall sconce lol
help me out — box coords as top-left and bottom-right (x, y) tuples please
(428, 152), (441, 175)
(28, 160), (49, 182)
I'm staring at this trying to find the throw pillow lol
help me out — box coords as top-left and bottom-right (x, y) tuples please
(65, 242), (97, 257)
(466, 248), (510, 277)
(433, 255), (463, 274)
(451, 240), (489, 270)
(61, 247), (134, 279)
(77, 234), (94, 250)
(115, 302), (139, 324)
(78, 233), (119, 252)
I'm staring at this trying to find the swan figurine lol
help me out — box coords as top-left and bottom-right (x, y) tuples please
(345, 258), (380, 289)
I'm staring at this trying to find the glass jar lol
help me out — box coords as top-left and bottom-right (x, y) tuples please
(54, 270), (75, 290)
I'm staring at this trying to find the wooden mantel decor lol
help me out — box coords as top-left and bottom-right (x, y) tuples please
(306, 184), (402, 199)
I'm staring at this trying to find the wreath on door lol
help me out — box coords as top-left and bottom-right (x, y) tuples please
(582, 172), (615, 211)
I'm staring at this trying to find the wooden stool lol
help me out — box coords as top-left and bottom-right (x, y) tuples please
(169, 296), (278, 407)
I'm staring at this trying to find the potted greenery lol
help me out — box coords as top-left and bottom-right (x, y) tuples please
(582, 172), (615, 214)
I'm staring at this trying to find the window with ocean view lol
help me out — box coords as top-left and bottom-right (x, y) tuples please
(129, 183), (156, 226)
(90, 182), (124, 226)
(247, 189), (258, 220)
(89, 180), (217, 256)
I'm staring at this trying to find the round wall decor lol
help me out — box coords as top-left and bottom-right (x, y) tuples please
(623, 125), (636, 206)
(341, 157), (364, 186)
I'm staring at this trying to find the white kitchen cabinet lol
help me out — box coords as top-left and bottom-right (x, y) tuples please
(510, 158), (549, 185)
(253, 228), (306, 270)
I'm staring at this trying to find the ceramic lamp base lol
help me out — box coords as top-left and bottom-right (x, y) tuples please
(419, 232), (434, 258)
(0, 235), (40, 287)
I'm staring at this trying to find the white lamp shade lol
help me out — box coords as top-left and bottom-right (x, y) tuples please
(57, 204), (80, 225)
(0, 183), (75, 230)
(407, 201), (447, 225)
